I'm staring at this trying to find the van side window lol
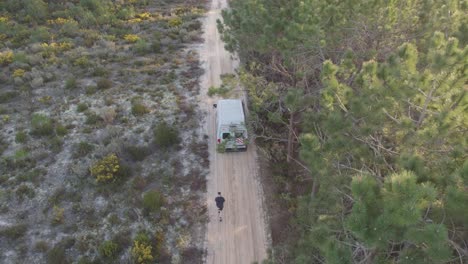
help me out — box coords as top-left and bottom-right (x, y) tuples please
(222, 133), (230, 139)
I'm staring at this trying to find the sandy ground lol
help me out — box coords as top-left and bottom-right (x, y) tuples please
(198, 0), (270, 263)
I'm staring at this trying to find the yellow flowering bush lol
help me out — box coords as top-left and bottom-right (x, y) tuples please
(168, 17), (182, 28)
(13, 69), (26, 78)
(58, 42), (73, 51)
(128, 18), (142, 23)
(73, 56), (89, 68)
(0, 50), (13, 66)
(41, 42), (74, 57)
(190, 7), (204, 15)
(90, 154), (120, 183)
(0, 16), (9, 23)
(38, 96), (52, 104)
(136, 12), (151, 20)
(47, 17), (75, 25)
(131, 241), (154, 264)
(41, 42), (74, 52)
(52, 205), (64, 224)
(124, 34), (140, 43)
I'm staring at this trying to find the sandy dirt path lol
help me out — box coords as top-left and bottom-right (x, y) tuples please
(198, 0), (269, 263)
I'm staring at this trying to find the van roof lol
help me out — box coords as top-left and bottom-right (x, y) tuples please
(217, 99), (245, 125)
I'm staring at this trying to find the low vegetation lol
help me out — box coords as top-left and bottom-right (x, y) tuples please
(142, 189), (165, 214)
(153, 122), (180, 148)
(0, 0), (208, 262)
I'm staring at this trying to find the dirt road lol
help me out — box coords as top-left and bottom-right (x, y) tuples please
(198, 0), (269, 263)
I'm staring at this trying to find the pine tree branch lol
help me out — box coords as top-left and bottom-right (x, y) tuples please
(334, 91), (349, 113)
(416, 81), (437, 128)
(448, 239), (468, 264)
(254, 135), (289, 143)
(335, 187), (354, 203)
(285, 155), (311, 173)
(383, 109), (402, 124)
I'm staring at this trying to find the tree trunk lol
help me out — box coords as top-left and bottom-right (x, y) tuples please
(286, 110), (295, 163)
(311, 177), (319, 198)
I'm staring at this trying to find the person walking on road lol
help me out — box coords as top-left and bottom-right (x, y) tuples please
(215, 192), (225, 222)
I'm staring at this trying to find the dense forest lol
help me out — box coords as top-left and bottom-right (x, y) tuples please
(219, 0), (467, 263)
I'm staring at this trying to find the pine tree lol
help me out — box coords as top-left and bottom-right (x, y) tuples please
(297, 33), (467, 263)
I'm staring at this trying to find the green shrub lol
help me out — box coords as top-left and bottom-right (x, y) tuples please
(74, 56), (91, 68)
(0, 91), (19, 103)
(132, 176), (147, 191)
(17, 168), (45, 185)
(35, 240), (49, 252)
(92, 66), (109, 77)
(73, 141), (94, 158)
(77, 103), (88, 112)
(14, 149), (28, 160)
(49, 136), (63, 153)
(16, 184), (35, 200)
(85, 86), (97, 95)
(2, 0), (22, 12)
(185, 20), (202, 31)
(113, 230), (132, 250)
(15, 131), (28, 143)
(153, 122), (179, 148)
(142, 190), (165, 214)
(108, 214), (120, 225)
(31, 114), (54, 136)
(24, 0), (48, 21)
(81, 29), (100, 47)
(207, 85), (231, 97)
(0, 224), (27, 240)
(133, 39), (150, 55)
(160, 71), (176, 84)
(80, 10), (98, 28)
(29, 26), (50, 43)
(99, 240), (119, 259)
(65, 78), (77, 89)
(0, 137), (7, 155)
(97, 78), (112, 90)
(80, 0), (106, 14)
(47, 245), (70, 264)
(117, 163), (131, 180)
(11, 26), (30, 47)
(47, 187), (66, 205)
(126, 145), (150, 161)
(150, 41), (161, 53)
(132, 102), (149, 116)
(60, 20), (80, 38)
(56, 124), (68, 136)
(117, 7), (135, 20)
(85, 112), (101, 125)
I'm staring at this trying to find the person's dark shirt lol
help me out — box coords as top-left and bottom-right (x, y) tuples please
(215, 196), (225, 208)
